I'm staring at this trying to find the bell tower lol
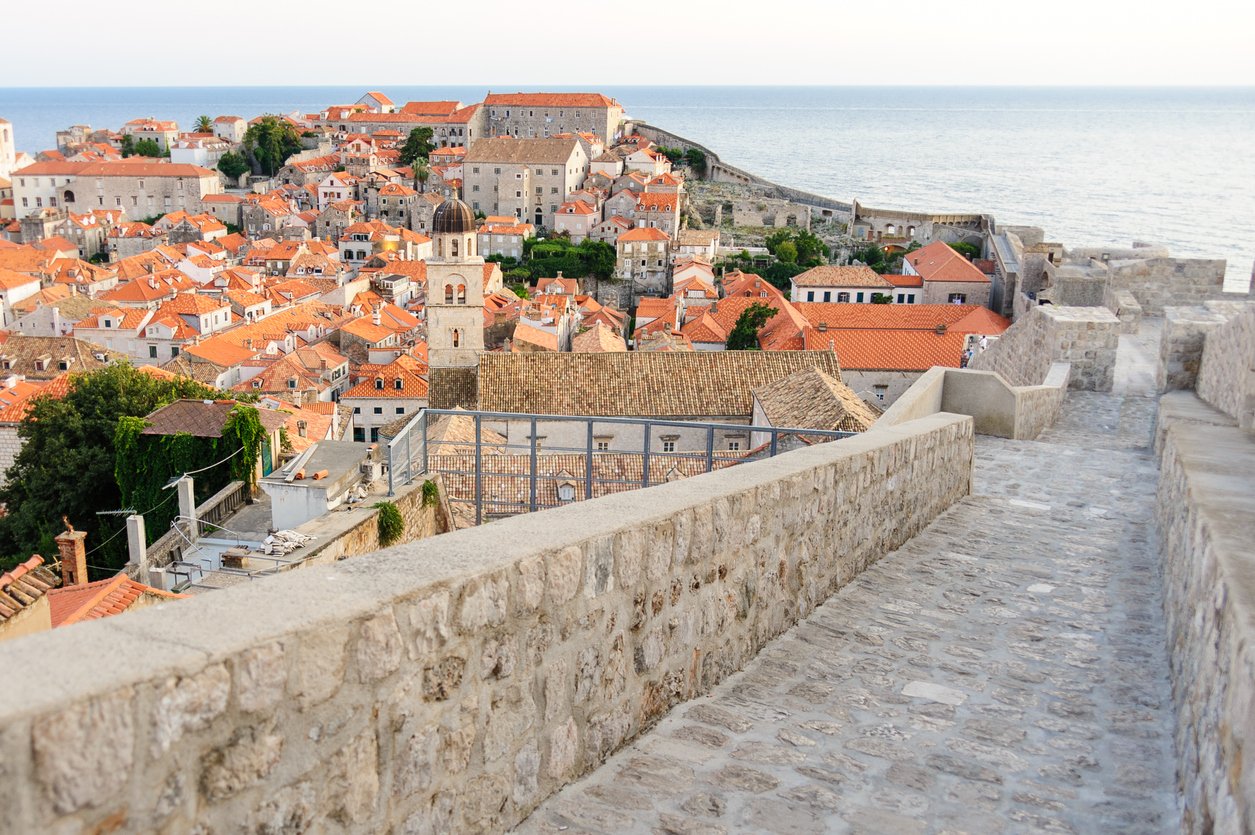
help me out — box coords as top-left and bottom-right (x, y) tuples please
(426, 198), (484, 407)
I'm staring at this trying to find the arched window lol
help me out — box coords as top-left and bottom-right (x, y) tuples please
(63, 190), (76, 204)
(451, 329), (460, 347)
(451, 238), (459, 257)
(444, 285), (453, 304)
(455, 284), (466, 304)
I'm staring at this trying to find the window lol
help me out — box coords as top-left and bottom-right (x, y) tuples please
(837, 292), (850, 303)
(373, 406), (383, 415)
(856, 292), (865, 302)
(394, 378), (403, 390)
(897, 293), (906, 304)
(58, 360), (69, 371)
(353, 406), (361, 414)
(288, 379), (297, 389)
(375, 378), (384, 390)
(148, 345), (158, 358)
(873, 385), (889, 402)
(472, 184), (479, 192)
(728, 441), (741, 451)
(550, 187), (558, 194)
(557, 483), (575, 502)
(822, 291), (831, 302)
(948, 293), (967, 304)
(396, 407), (405, 414)
(662, 441), (675, 453)
(596, 441), (609, 451)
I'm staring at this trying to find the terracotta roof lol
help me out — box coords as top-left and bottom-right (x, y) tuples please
(140, 399), (288, 438)
(792, 265), (893, 289)
(464, 137), (581, 165)
(0, 556), (61, 625)
(485, 93), (619, 108)
(795, 303), (1010, 334)
(806, 328), (968, 371)
(0, 268), (41, 290)
(12, 160), (217, 178)
(904, 241), (990, 284)
(342, 356), (429, 399)
(476, 351), (842, 418)
(636, 193), (679, 211)
(340, 316), (395, 343)
(47, 573), (184, 628)
(752, 368), (879, 433)
(618, 227), (669, 243)
(511, 322), (560, 352)
(0, 336), (124, 380)
(571, 322), (627, 353)
(400, 101), (461, 116)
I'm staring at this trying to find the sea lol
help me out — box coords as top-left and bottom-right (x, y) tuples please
(1, 85), (1252, 289)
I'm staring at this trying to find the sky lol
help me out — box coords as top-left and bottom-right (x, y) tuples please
(7, 0), (1255, 88)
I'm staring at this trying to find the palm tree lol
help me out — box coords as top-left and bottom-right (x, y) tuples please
(412, 158), (430, 193)
(195, 115), (213, 134)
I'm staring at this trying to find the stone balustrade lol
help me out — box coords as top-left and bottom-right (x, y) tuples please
(0, 413), (973, 834)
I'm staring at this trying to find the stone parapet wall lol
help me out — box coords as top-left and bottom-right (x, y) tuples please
(0, 414), (973, 835)
(879, 364), (1068, 441)
(1107, 256), (1240, 315)
(1155, 394), (1255, 833)
(968, 305), (1117, 391)
(1196, 303), (1255, 429)
(1103, 286), (1143, 334)
(1157, 306), (1232, 393)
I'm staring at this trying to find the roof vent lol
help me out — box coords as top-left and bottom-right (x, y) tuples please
(934, 323), (947, 335)
(817, 323), (828, 332)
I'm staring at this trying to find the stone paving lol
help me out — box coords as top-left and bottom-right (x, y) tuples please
(517, 386), (1178, 833)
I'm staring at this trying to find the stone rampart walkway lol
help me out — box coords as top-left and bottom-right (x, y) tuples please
(517, 386), (1177, 833)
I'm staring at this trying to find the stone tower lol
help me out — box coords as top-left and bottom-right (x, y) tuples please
(426, 198), (485, 408)
(0, 118), (16, 180)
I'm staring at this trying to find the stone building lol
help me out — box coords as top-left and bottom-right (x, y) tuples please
(461, 138), (589, 227)
(426, 198), (487, 381)
(483, 93), (624, 144)
(789, 265), (895, 304)
(10, 160), (222, 219)
(616, 227), (671, 298)
(904, 241), (993, 307)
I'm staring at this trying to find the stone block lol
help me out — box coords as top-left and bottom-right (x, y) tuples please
(233, 641), (286, 714)
(32, 689), (134, 814)
(153, 664), (229, 754)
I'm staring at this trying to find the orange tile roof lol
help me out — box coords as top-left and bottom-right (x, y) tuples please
(618, 227), (670, 243)
(795, 303), (1009, 334)
(340, 316), (395, 343)
(904, 241), (990, 284)
(485, 93), (619, 108)
(342, 356), (429, 398)
(48, 573), (184, 628)
(792, 265), (893, 289)
(806, 328), (967, 371)
(636, 193), (679, 211)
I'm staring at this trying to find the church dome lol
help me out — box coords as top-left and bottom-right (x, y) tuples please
(432, 198), (476, 235)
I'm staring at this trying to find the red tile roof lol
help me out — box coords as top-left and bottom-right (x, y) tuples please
(806, 328), (968, 371)
(905, 241), (990, 284)
(47, 573), (185, 628)
(484, 93), (619, 108)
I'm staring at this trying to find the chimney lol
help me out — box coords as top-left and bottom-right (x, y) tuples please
(817, 322), (828, 332)
(55, 524), (88, 587)
(372, 306), (382, 326)
(934, 323), (948, 335)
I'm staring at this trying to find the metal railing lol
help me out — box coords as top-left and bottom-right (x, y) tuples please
(385, 409), (855, 526)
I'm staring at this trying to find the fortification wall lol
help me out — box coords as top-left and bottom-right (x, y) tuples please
(968, 305), (1118, 391)
(1196, 303), (1255, 429)
(0, 414), (973, 835)
(1107, 257), (1238, 315)
(1157, 305), (1232, 393)
(879, 364), (1068, 441)
(1156, 393), (1255, 834)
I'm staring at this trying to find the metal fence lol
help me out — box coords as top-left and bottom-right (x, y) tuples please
(385, 409), (855, 526)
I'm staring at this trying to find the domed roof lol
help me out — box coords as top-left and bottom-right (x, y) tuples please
(432, 198), (476, 235)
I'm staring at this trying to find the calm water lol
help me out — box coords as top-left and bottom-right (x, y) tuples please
(2, 85), (1252, 285)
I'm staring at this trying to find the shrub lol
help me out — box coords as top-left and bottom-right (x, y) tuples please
(374, 501), (404, 546)
(421, 479), (439, 508)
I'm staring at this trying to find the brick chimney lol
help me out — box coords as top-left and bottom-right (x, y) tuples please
(372, 306), (382, 326)
(55, 524), (88, 587)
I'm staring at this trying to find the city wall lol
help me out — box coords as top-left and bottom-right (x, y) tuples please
(1156, 389), (1255, 833)
(1195, 303), (1255, 429)
(0, 413), (973, 834)
(967, 304), (1119, 391)
(879, 363), (1069, 441)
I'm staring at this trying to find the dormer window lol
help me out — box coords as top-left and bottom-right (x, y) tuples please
(374, 378), (383, 390)
(252, 380), (262, 389)
(394, 378), (402, 390)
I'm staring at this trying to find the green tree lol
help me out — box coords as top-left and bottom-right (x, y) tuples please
(133, 138), (163, 158)
(0, 365), (220, 573)
(775, 240), (798, 264)
(509, 282), (529, 299)
(195, 115), (213, 133)
(119, 135), (135, 157)
(217, 151), (249, 182)
(243, 115), (302, 177)
(726, 303), (778, 350)
(411, 157), (431, 192)
(399, 127), (435, 168)
(949, 241), (981, 260)
(684, 147), (707, 177)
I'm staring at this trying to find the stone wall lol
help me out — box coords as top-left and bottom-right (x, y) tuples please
(1107, 256), (1239, 315)
(968, 305), (1118, 391)
(0, 414), (973, 834)
(1103, 286), (1143, 334)
(1157, 305), (1232, 393)
(0, 424), (21, 488)
(1155, 393), (1255, 833)
(878, 364), (1068, 441)
(1196, 303), (1255, 429)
